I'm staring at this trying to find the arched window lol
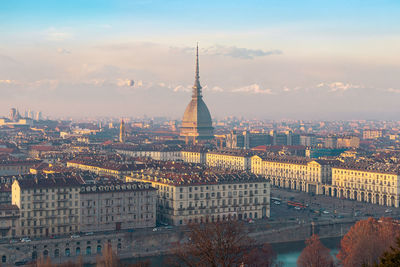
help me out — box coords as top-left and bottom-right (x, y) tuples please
(76, 247), (80, 256)
(43, 250), (48, 258)
(32, 251), (37, 260)
(54, 249), (59, 258)
(2, 255), (6, 263)
(86, 246), (91, 255)
(65, 248), (70, 257)
(97, 245), (102, 254)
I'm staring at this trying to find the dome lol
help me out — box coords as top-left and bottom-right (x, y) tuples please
(182, 98), (212, 128)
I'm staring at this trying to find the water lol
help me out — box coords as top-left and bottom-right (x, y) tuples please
(273, 237), (341, 267)
(123, 237), (342, 267)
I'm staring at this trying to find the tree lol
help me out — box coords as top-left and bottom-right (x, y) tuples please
(243, 243), (283, 267)
(297, 234), (334, 267)
(337, 217), (400, 267)
(378, 236), (400, 267)
(171, 220), (251, 267)
(96, 242), (121, 267)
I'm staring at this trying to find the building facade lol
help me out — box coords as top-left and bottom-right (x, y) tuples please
(127, 170), (270, 225)
(251, 155), (334, 195)
(206, 150), (252, 171)
(79, 182), (156, 232)
(330, 164), (400, 207)
(12, 175), (83, 237)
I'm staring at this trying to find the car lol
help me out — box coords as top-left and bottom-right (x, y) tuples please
(20, 237), (31, 243)
(152, 228), (159, 232)
(70, 234), (80, 239)
(273, 201), (281, 205)
(385, 209), (393, 213)
(15, 259), (30, 266)
(247, 219), (254, 224)
(84, 232), (94, 236)
(9, 239), (19, 244)
(322, 210), (330, 214)
(294, 206), (301, 210)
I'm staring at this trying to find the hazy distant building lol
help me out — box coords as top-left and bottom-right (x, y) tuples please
(9, 108), (20, 121)
(272, 131), (299, 146)
(226, 130), (272, 149)
(119, 119), (126, 143)
(300, 134), (316, 147)
(363, 129), (385, 140)
(35, 111), (42, 121)
(337, 136), (360, 149)
(324, 136), (338, 149)
(180, 45), (214, 143)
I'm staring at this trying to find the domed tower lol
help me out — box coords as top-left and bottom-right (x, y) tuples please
(180, 44), (214, 143)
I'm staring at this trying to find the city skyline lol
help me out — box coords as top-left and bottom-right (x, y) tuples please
(1, 0), (400, 119)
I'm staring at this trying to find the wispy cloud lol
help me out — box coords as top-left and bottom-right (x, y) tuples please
(204, 45), (282, 59)
(173, 45), (282, 59)
(173, 85), (191, 92)
(57, 48), (71, 54)
(232, 84), (274, 94)
(317, 82), (362, 92)
(387, 88), (400, 93)
(44, 27), (73, 41)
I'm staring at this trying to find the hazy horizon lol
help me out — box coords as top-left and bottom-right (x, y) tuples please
(1, 0), (400, 120)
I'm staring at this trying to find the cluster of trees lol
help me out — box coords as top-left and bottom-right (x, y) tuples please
(24, 217), (400, 267)
(297, 217), (400, 267)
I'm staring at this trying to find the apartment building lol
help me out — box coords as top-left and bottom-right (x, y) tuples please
(115, 145), (181, 161)
(330, 163), (400, 207)
(206, 150), (253, 171)
(67, 158), (140, 179)
(0, 204), (19, 238)
(0, 159), (40, 176)
(12, 174), (83, 237)
(127, 169), (270, 226)
(79, 182), (156, 232)
(181, 147), (207, 164)
(251, 155), (334, 195)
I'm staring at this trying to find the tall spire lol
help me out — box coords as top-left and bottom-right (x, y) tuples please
(192, 43), (202, 99)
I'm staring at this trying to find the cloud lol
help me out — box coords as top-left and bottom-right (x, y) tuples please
(173, 85), (191, 92)
(172, 45), (282, 59)
(204, 45), (282, 59)
(387, 88), (400, 93)
(0, 80), (18, 85)
(201, 85), (224, 92)
(317, 82), (362, 92)
(232, 84), (273, 94)
(57, 48), (71, 54)
(44, 27), (73, 41)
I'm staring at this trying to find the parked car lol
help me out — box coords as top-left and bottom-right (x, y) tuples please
(20, 237), (31, 243)
(70, 234), (80, 239)
(84, 232), (94, 236)
(385, 209), (393, 213)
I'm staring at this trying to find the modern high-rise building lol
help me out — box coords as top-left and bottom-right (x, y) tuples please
(119, 119), (126, 143)
(180, 45), (214, 143)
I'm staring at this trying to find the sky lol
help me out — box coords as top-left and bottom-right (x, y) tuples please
(1, 0), (400, 120)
